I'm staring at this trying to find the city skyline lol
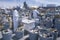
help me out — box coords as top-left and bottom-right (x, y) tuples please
(0, 0), (60, 8)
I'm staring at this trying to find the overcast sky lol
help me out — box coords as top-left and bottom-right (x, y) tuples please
(0, 0), (60, 8)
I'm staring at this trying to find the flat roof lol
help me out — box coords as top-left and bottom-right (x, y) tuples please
(22, 18), (35, 24)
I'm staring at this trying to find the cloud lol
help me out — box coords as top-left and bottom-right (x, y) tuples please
(0, 1), (23, 8)
(33, 0), (60, 5)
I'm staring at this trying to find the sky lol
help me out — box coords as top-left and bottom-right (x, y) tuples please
(0, 0), (60, 8)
